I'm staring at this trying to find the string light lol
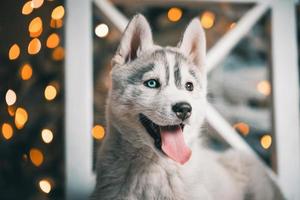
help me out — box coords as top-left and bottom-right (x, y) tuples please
(31, 0), (44, 9)
(29, 148), (44, 167)
(41, 129), (53, 144)
(95, 24), (109, 38)
(29, 17), (43, 37)
(20, 63), (33, 80)
(233, 122), (250, 136)
(46, 33), (60, 48)
(50, 19), (63, 29)
(44, 85), (57, 101)
(2, 123), (13, 140)
(28, 38), (41, 55)
(22, 1), (33, 15)
(260, 135), (272, 149)
(15, 107), (28, 129)
(52, 46), (64, 61)
(39, 179), (52, 194)
(257, 80), (271, 96)
(51, 6), (65, 20)
(167, 7), (182, 22)
(9, 44), (20, 60)
(5, 89), (17, 106)
(200, 11), (215, 29)
(92, 125), (105, 140)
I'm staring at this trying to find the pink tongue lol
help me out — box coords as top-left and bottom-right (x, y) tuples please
(160, 126), (192, 165)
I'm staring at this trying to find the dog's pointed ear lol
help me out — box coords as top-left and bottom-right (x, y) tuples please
(178, 18), (206, 69)
(112, 14), (153, 67)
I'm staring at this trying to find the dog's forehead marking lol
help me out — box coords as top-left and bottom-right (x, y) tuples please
(152, 49), (170, 84)
(128, 63), (155, 83)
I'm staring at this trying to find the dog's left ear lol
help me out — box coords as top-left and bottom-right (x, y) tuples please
(178, 18), (206, 69)
(112, 14), (153, 66)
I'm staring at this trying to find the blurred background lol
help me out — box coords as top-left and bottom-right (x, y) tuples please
(0, 0), (299, 199)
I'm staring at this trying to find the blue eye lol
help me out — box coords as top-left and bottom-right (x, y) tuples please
(144, 79), (160, 88)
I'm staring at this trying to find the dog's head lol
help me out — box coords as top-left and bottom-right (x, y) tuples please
(108, 14), (207, 164)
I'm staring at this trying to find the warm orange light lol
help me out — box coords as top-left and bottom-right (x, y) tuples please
(50, 19), (63, 29)
(39, 179), (52, 193)
(167, 7), (182, 22)
(233, 122), (250, 136)
(44, 85), (57, 101)
(29, 17), (43, 37)
(30, 27), (43, 38)
(92, 125), (105, 140)
(29, 148), (44, 167)
(31, 0), (44, 9)
(2, 123), (13, 140)
(230, 22), (236, 29)
(7, 106), (16, 117)
(22, 1), (33, 15)
(28, 38), (41, 55)
(52, 46), (64, 61)
(15, 107), (28, 129)
(5, 89), (17, 106)
(9, 44), (20, 60)
(20, 63), (33, 80)
(51, 6), (65, 20)
(41, 129), (53, 144)
(261, 135), (272, 149)
(46, 33), (60, 48)
(200, 11), (215, 29)
(257, 80), (271, 96)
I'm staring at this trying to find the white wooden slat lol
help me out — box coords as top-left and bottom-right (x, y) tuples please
(65, 0), (95, 199)
(206, 2), (271, 72)
(271, 0), (300, 199)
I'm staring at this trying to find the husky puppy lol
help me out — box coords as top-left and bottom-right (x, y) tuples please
(91, 14), (283, 200)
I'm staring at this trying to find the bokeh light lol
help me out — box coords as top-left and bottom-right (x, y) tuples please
(167, 7), (182, 22)
(9, 44), (20, 60)
(95, 24), (109, 38)
(29, 17), (43, 37)
(92, 125), (105, 140)
(29, 148), (44, 167)
(22, 1), (33, 15)
(2, 123), (14, 140)
(46, 33), (60, 48)
(200, 11), (215, 29)
(31, 0), (44, 9)
(50, 19), (63, 29)
(7, 106), (16, 117)
(15, 107), (28, 129)
(233, 122), (250, 136)
(257, 80), (271, 96)
(230, 22), (236, 29)
(28, 38), (41, 55)
(20, 63), (33, 80)
(51, 6), (65, 20)
(5, 89), (17, 106)
(39, 179), (52, 194)
(44, 85), (57, 101)
(261, 135), (272, 149)
(52, 46), (65, 61)
(41, 129), (53, 144)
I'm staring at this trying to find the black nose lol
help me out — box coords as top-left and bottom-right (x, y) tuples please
(172, 102), (192, 121)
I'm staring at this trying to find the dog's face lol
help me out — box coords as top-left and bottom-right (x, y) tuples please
(108, 14), (207, 164)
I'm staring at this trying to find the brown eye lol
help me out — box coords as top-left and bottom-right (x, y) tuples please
(185, 82), (194, 91)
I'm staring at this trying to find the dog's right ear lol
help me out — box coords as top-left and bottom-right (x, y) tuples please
(112, 14), (153, 67)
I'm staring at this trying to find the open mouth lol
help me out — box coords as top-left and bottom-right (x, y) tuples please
(139, 114), (191, 165)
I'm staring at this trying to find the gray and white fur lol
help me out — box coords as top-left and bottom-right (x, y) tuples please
(91, 14), (283, 200)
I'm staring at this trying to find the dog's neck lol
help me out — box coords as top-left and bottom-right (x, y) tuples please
(94, 121), (187, 200)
